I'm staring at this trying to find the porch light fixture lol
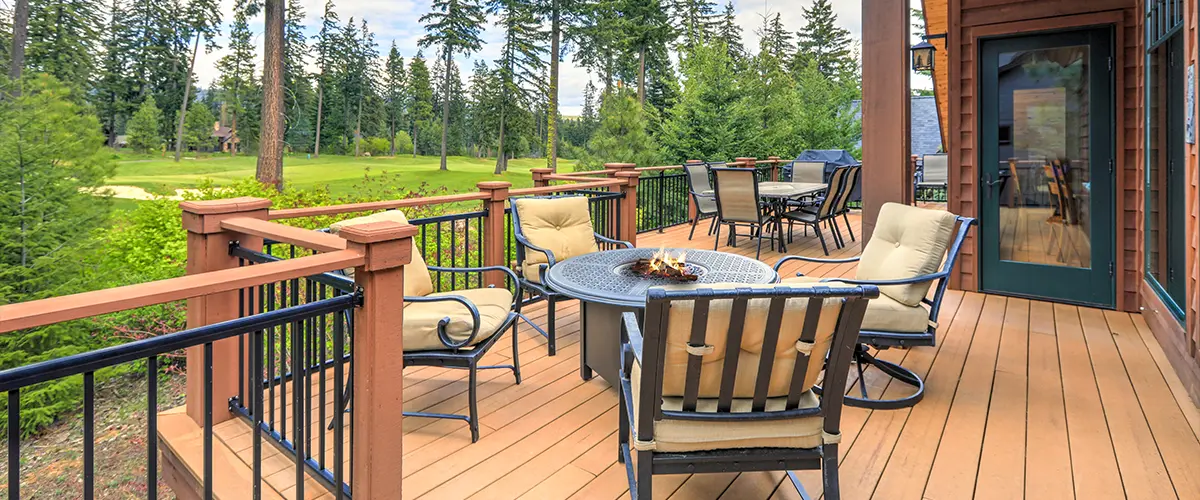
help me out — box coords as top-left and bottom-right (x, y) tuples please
(911, 34), (947, 72)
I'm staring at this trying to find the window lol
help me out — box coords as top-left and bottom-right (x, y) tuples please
(1146, 32), (1186, 316)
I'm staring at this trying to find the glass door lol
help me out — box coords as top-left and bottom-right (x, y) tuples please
(979, 28), (1115, 307)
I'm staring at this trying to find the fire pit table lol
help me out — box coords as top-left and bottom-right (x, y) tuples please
(542, 248), (778, 384)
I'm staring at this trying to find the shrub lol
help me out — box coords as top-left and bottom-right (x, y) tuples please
(363, 137), (391, 156)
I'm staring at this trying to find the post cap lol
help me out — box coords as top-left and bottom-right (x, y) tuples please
(615, 170), (640, 186)
(476, 181), (512, 190)
(530, 167), (554, 174)
(180, 197), (272, 215)
(338, 221), (419, 244)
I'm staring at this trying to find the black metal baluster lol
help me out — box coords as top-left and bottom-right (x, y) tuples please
(84, 371), (94, 500)
(280, 279), (289, 441)
(253, 323), (263, 500)
(267, 282), (276, 432)
(9, 389), (19, 500)
(332, 306), (345, 500)
(436, 221), (444, 292)
(147, 356), (158, 500)
(204, 341), (213, 500)
(292, 314), (304, 498)
(318, 286), (327, 470)
(451, 219), (458, 290)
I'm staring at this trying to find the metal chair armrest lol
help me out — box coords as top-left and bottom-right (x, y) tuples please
(514, 233), (559, 268)
(595, 233), (633, 249)
(425, 265), (523, 309)
(404, 294), (482, 350)
(621, 312), (643, 377)
(773, 254), (862, 272)
(824, 272), (946, 287)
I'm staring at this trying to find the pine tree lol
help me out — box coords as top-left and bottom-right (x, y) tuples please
(757, 12), (792, 64)
(792, 0), (853, 79)
(127, 95), (163, 153)
(661, 40), (748, 162)
(215, 1), (255, 156)
(283, 0), (312, 151)
(347, 18), (380, 157)
(488, 0), (546, 173)
(258, 0), (286, 187)
(95, 0), (134, 145)
(715, 2), (743, 62)
(383, 42), (406, 156)
(419, 0), (485, 170)
(465, 60), (500, 155)
(669, 0), (718, 51)
(9, 0), (30, 87)
(407, 54), (435, 157)
(572, 0), (620, 90)
(312, 0), (338, 157)
(170, 0), (221, 162)
(24, 0), (103, 88)
(582, 88), (658, 170)
(617, 0), (672, 105)
(178, 101), (216, 151)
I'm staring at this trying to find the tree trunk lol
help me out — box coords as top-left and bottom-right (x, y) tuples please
(439, 49), (451, 171)
(9, 0), (29, 90)
(638, 46), (646, 104)
(494, 107), (506, 175)
(547, 4), (560, 172)
(257, 0), (285, 189)
(388, 110), (396, 156)
(411, 120), (417, 158)
(354, 97), (362, 157)
(314, 83), (323, 157)
(173, 34), (201, 162)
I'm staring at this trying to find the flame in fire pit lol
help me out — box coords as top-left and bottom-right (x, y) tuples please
(630, 247), (697, 281)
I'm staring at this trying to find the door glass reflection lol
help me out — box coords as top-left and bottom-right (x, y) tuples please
(995, 45), (1091, 269)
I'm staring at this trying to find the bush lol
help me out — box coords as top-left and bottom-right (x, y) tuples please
(363, 137), (391, 156)
(394, 131), (414, 155)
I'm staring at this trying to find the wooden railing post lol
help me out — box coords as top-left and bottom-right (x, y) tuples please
(478, 181), (512, 288)
(616, 171), (640, 246)
(531, 168), (553, 187)
(180, 197), (272, 427)
(768, 156), (781, 181)
(338, 220), (418, 499)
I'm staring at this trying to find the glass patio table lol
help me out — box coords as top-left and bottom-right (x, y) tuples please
(542, 248), (778, 385)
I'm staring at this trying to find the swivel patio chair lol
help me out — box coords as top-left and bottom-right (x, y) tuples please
(774, 202), (975, 409)
(511, 195), (633, 356)
(711, 167), (774, 259)
(328, 210), (524, 442)
(780, 166), (852, 255)
(914, 153), (949, 202)
(618, 282), (879, 499)
(684, 163), (718, 240)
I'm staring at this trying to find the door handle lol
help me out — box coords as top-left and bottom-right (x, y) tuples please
(982, 172), (1003, 199)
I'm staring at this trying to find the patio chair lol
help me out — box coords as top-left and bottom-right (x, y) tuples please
(780, 166), (852, 255)
(684, 163), (718, 240)
(831, 164), (861, 243)
(511, 195), (633, 356)
(711, 167), (774, 259)
(618, 282), (879, 499)
(328, 210), (524, 442)
(791, 161), (827, 183)
(915, 153), (949, 202)
(774, 202), (976, 409)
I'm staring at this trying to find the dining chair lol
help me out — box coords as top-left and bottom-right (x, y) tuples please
(775, 202), (976, 409)
(328, 209), (524, 442)
(915, 153), (948, 202)
(791, 161), (827, 183)
(684, 163), (718, 240)
(618, 282), (879, 499)
(711, 167), (773, 259)
(830, 165), (861, 244)
(780, 166), (850, 255)
(511, 195), (633, 355)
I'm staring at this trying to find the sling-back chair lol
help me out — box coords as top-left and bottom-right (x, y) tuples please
(619, 283), (879, 499)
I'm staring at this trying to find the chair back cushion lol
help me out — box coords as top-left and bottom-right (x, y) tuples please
(654, 283), (845, 398)
(791, 161), (826, 183)
(513, 197), (599, 267)
(921, 154), (949, 184)
(712, 168), (762, 223)
(684, 164), (718, 213)
(856, 202), (957, 306)
(329, 210), (434, 297)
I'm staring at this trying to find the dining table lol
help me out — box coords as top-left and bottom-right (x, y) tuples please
(702, 181), (828, 252)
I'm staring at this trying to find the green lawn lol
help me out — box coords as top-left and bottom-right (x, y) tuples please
(108, 153), (576, 197)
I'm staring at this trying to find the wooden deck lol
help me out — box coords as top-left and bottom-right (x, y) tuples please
(165, 209), (1200, 499)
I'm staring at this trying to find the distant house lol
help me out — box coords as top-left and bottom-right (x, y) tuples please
(853, 95), (944, 157)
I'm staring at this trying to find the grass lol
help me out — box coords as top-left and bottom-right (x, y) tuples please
(108, 152), (575, 197)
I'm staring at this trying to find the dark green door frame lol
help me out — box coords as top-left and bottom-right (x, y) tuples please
(978, 27), (1116, 308)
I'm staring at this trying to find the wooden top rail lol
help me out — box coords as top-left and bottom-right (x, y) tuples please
(0, 250), (365, 333)
(510, 179), (625, 196)
(221, 217), (347, 252)
(267, 191), (490, 220)
(542, 173), (617, 182)
(552, 169), (616, 176)
(636, 165), (687, 172)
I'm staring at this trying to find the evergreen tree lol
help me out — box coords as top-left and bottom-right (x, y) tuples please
(127, 95), (163, 153)
(572, 0), (620, 89)
(466, 60), (500, 155)
(94, 0), (134, 145)
(488, 0), (546, 173)
(715, 2), (743, 62)
(538, 0), (584, 171)
(9, 0), (30, 86)
(792, 0), (853, 79)
(258, 0), (286, 187)
(407, 54), (435, 156)
(661, 41), (748, 162)
(669, 0), (717, 51)
(432, 56), (467, 157)
(312, 0), (338, 156)
(419, 0), (484, 170)
(383, 42), (406, 156)
(282, 0), (313, 151)
(178, 101), (216, 151)
(581, 88), (659, 170)
(170, 0), (221, 162)
(215, 1), (256, 156)
(756, 12), (792, 65)
(617, 0), (672, 105)
(24, 0), (102, 88)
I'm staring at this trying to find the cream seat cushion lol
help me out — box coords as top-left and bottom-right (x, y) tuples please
(783, 276), (929, 333)
(514, 197), (598, 283)
(855, 203), (956, 306)
(329, 210), (435, 297)
(630, 362), (824, 452)
(653, 282), (847, 398)
(402, 288), (514, 351)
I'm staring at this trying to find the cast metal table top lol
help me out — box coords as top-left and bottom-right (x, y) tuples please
(542, 248), (778, 308)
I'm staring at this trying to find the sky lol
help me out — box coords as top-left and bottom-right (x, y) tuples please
(192, 0), (929, 116)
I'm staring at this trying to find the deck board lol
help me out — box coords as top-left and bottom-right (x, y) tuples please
(160, 208), (1200, 499)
